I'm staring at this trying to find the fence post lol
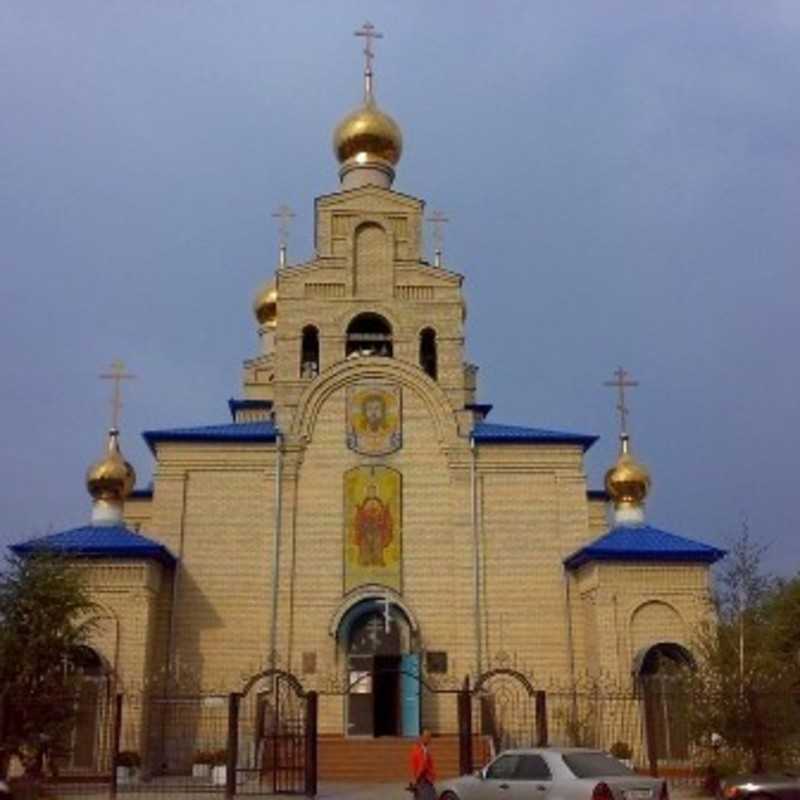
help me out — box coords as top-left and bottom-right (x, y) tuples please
(226, 692), (240, 799)
(109, 692), (123, 800)
(305, 691), (318, 798)
(535, 691), (548, 747)
(643, 692), (659, 777)
(458, 677), (473, 776)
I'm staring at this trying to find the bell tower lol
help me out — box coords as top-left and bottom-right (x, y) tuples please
(242, 22), (477, 434)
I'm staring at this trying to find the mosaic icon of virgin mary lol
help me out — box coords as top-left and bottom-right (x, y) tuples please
(344, 465), (402, 592)
(346, 384), (402, 456)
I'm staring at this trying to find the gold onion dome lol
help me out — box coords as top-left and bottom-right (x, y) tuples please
(604, 434), (651, 510)
(333, 97), (403, 169)
(86, 429), (136, 502)
(253, 279), (278, 328)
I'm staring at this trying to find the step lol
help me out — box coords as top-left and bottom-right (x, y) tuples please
(317, 736), (491, 782)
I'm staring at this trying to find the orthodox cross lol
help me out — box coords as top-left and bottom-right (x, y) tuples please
(99, 360), (135, 430)
(271, 204), (295, 267)
(382, 594), (392, 634)
(366, 615), (383, 648)
(354, 21), (383, 79)
(603, 366), (639, 436)
(426, 209), (449, 267)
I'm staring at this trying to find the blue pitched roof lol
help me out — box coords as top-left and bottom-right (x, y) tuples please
(564, 524), (726, 570)
(143, 421), (278, 453)
(11, 525), (175, 567)
(472, 422), (597, 451)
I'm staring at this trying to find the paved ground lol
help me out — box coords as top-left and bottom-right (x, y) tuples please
(44, 780), (705, 800)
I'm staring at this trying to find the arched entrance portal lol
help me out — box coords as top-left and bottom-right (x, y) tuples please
(635, 642), (694, 761)
(66, 645), (112, 772)
(340, 598), (420, 737)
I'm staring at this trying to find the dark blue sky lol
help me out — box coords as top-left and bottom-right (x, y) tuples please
(2, 2), (798, 574)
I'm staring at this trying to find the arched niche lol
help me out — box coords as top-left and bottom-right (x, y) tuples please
(634, 640), (695, 762)
(64, 645), (113, 773)
(353, 222), (391, 298)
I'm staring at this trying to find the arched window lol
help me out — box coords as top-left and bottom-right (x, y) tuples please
(300, 325), (320, 378)
(346, 313), (393, 358)
(419, 327), (437, 380)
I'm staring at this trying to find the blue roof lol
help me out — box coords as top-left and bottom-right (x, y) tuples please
(11, 525), (176, 567)
(472, 422), (597, 451)
(143, 421), (278, 453)
(227, 398), (273, 421)
(564, 524), (726, 570)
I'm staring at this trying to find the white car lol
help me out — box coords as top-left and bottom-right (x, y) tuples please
(437, 748), (668, 800)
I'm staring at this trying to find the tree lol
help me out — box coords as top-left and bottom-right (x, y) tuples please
(0, 550), (98, 779)
(689, 522), (799, 772)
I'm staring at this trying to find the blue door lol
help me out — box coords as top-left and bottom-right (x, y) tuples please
(401, 653), (421, 737)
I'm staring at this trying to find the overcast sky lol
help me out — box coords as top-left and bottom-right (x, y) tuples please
(1, 2), (798, 574)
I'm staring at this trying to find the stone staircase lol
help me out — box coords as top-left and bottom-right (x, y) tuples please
(318, 734), (492, 782)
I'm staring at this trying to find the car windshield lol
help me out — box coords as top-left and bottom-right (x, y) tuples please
(562, 752), (634, 778)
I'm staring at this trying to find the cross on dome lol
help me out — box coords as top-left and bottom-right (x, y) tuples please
(354, 21), (383, 98)
(271, 204), (295, 248)
(603, 366), (638, 437)
(99, 360), (135, 431)
(426, 210), (450, 267)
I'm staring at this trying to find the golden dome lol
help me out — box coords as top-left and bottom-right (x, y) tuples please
(86, 429), (136, 502)
(253, 279), (278, 329)
(604, 434), (651, 509)
(333, 99), (402, 168)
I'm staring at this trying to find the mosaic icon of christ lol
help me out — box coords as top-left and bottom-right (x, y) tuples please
(346, 385), (401, 456)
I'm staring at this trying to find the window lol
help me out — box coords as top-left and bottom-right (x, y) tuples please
(419, 327), (437, 380)
(300, 325), (319, 378)
(486, 754), (520, 780)
(426, 651), (448, 674)
(346, 313), (393, 357)
(515, 754), (552, 780)
(562, 752), (633, 778)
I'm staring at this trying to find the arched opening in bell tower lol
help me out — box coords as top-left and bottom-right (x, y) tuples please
(345, 313), (393, 358)
(300, 325), (320, 378)
(419, 327), (437, 380)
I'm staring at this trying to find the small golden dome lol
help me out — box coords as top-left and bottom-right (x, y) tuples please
(333, 99), (403, 168)
(253, 279), (278, 329)
(604, 434), (651, 509)
(86, 429), (136, 502)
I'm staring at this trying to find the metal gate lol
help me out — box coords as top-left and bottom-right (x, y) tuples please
(237, 669), (317, 797)
(458, 669), (547, 774)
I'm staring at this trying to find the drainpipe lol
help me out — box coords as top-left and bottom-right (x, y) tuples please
(470, 436), (482, 673)
(167, 472), (189, 684)
(268, 432), (284, 668)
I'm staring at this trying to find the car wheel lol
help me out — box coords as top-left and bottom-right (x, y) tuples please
(440, 792), (461, 800)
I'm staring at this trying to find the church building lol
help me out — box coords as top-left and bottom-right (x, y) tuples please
(12, 24), (725, 777)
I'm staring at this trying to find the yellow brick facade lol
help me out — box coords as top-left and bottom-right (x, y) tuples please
(69, 182), (715, 741)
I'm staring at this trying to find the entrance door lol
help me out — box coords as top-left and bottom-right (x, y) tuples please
(374, 655), (401, 736)
(345, 606), (414, 737)
(401, 653), (420, 737)
(348, 654), (373, 736)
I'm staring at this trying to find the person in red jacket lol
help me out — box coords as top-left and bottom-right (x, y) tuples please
(409, 728), (436, 800)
